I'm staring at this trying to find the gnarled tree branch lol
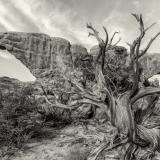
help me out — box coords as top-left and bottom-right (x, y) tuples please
(138, 32), (160, 58)
(131, 87), (160, 104)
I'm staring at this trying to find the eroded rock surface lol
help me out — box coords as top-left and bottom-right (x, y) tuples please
(0, 32), (72, 75)
(71, 44), (88, 61)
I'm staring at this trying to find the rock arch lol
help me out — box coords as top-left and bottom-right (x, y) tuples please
(0, 32), (72, 78)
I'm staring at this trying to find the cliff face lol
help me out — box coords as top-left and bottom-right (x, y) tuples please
(0, 32), (72, 75)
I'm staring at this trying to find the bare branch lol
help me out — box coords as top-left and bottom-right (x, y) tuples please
(130, 14), (159, 59)
(87, 23), (104, 45)
(112, 37), (121, 46)
(129, 14), (144, 58)
(40, 81), (108, 111)
(40, 83), (73, 110)
(78, 98), (108, 110)
(95, 47), (103, 64)
(138, 32), (160, 58)
(87, 24), (106, 69)
(88, 138), (128, 160)
(131, 87), (160, 104)
(132, 13), (141, 22)
(126, 42), (132, 47)
(43, 96), (73, 110)
(130, 39), (142, 97)
(103, 26), (109, 47)
(129, 14), (150, 96)
(88, 32), (94, 37)
(43, 91), (109, 113)
(130, 39), (138, 58)
(141, 95), (159, 122)
(145, 22), (156, 32)
(139, 14), (144, 33)
(109, 31), (119, 46)
(132, 13), (144, 31)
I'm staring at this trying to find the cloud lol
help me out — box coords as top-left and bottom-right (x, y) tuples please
(0, 0), (160, 81)
(0, 0), (159, 52)
(0, 23), (7, 32)
(132, 0), (140, 7)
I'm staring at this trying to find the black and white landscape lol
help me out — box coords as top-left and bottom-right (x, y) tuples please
(0, 0), (160, 160)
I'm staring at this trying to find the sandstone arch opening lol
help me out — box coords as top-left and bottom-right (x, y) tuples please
(0, 50), (36, 82)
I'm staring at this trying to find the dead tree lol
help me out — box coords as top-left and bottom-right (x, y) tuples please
(41, 14), (160, 160)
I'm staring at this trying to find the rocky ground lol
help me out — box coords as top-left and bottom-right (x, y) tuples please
(1, 121), (118, 160)
(1, 122), (160, 160)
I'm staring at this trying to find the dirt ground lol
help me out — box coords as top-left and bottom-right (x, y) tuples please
(1, 122), (160, 160)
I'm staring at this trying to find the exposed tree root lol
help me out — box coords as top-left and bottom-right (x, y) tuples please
(87, 138), (128, 160)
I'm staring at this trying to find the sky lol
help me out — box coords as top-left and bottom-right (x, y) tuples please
(0, 50), (36, 81)
(0, 0), (160, 81)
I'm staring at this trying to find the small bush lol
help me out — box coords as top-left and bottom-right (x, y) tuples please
(0, 85), (42, 149)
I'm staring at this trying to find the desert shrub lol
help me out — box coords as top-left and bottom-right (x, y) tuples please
(43, 108), (72, 128)
(0, 85), (42, 149)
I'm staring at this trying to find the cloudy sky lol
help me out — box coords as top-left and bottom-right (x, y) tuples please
(0, 0), (160, 81)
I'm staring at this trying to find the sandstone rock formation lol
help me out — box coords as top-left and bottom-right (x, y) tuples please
(1, 31), (160, 121)
(0, 32), (72, 76)
(70, 44), (88, 61)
